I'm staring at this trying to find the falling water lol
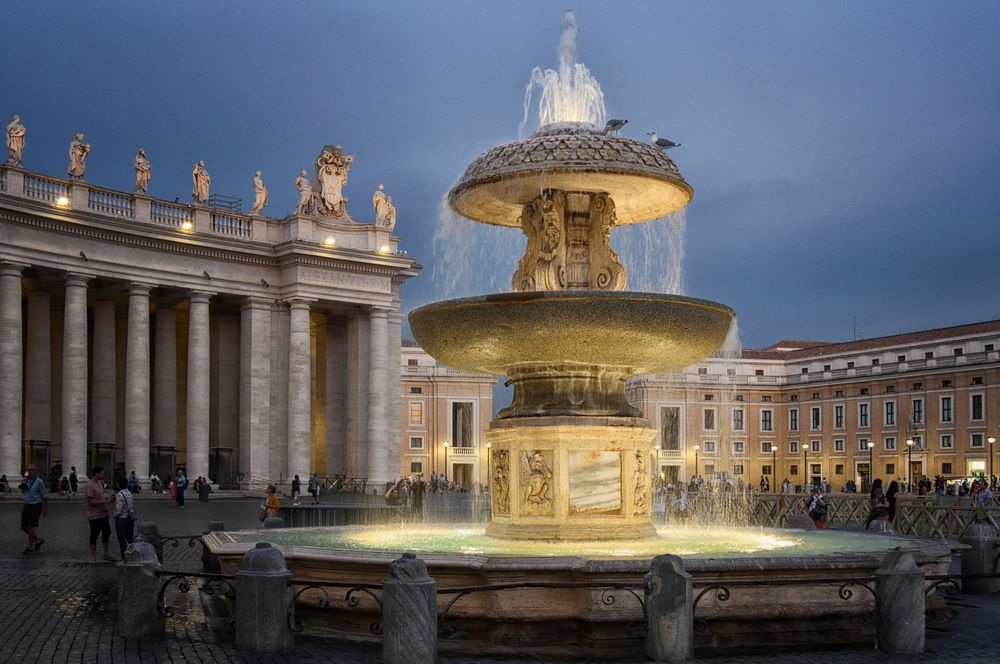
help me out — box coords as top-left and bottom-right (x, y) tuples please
(612, 211), (687, 294)
(520, 11), (606, 134)
(715, 316), (743, 359)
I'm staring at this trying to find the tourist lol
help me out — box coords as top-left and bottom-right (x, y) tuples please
(978, 483), (993, 507)
(175, 468), (188, 508)
(261, 484), (280, 520)
(198, 477), (212, 502)
(149, 472), (161, 494)
(169, 472), (178, 504)
(781, 478), (792, 494)
(0, 474), (10, 492)
(59, 475), (70, 497)
(112, 477), (136, 561)
(807, 487), (828, 528)
(292, 474), (302, 506)
(20, 464), (48, 555)
(886, 480), (900, 523)
(308, 473), (321, 504)
(85, 466), (115, 563)
(845, 479), (857, 493)
(759, 475), (769, 492)
(865, 478), (888, 529)
(69, 466), (79, 499)
(127, 471), (141, 494)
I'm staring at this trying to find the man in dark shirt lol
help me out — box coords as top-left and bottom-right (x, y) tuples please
(21, 464), (49, 554)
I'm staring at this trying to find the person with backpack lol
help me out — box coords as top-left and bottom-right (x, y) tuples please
(112, 477), (137, 561)
(807, 486), (828, 528)
(20, 464), (48, 555)
(308, 473), (321, 504)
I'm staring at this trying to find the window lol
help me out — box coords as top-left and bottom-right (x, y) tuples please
(860, 388), (869, 395)
(884, 401), (896, 426)
(924, 351), (933, 359)
(810, 463), (821, 477)
(697, 367), (707, 375)
(761, 410), (773, 431)
(954, 348), (963, 356)
(762, 464), (772, 476)
(409, 402), (424, 425)
(942, 379), (952, 388)
(885, 386), (895, 393)
(451, 402), (475, 447)
(810, 440), (821, 453)
(732, 409), (745, 431)
(941, 397), (953, 423)
(913, 382), (923, 390)
(407, 358), (418, 366)
(823, 365), (831, 371)
(834, 439), (845, 452)
(911, 436), (922, 449)
(703, 394), (714, 401)
(835, 390), (844, 397)
(812, 392), (820, 400)
(884, 437), (896, 451)
(727, 368), (736, 376)
(732, 464), (745, 475)
(872, 359), (880, 366)
(847, 362), (855, 369)
(834, 405), (844, 428)
(734, 394), (744, 401)
(790, 464), (799, 475)
(897, 355), (906, 363)
(942, 462), (953, 474)
(409, 461), (423, 473)
(858, 438), (870, 452)
(986, 344), (995, 352)
(790, 441), (799, 453)
(761, 441), (772, 453)
(801, 367), (808, 374)
(789, 409), (799, 432)
(761, 395), (772, 403)
(941, 434), (953, 449)
(409, 387), (423, 394)
(790, 395), (798, 401)
(703, 441), (716, 453)
(859, 403), (870, 427)
(972, 377), (983, 385)
(912, 399), (923, 424)
(971, 394), (984, 421)
(409, 436), (424, 449)
(810, 407), (821, 429)
(703, 408), (716, 431)
(886, 463), (895, 475)
(732, 441), (745, 454)
(971, 433), (984, 448)
(835, 464), (845, 475)
(755, 369), (765, 376)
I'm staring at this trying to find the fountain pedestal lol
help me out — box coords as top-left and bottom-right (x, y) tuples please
(486, 416), (656, 541)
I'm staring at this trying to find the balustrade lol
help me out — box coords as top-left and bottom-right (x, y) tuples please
(211, 211), (251, 237)
(22, 173), (67, 202)
(88, 186), (133, 218)
(150, 201), (192, 228)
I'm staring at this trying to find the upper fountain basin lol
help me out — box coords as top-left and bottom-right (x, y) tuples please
(408, 290), (734, 376)
(449, 122), (693, 227)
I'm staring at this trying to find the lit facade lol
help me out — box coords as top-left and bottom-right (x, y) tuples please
(629, 321), (1000, 490)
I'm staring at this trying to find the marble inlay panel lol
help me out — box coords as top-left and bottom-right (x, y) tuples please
(568, 450), (622, 516)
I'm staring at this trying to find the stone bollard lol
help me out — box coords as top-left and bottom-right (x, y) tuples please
(135, 521), (164, 563)
(235, 542), (294, 653)
(867, 518), (896, 534)
(644, 554), (693, 663)
(203, 519), (226, 534)
(383, 552), (437, 664)
(264, 516), (285, 529)
(117, 541), (164, 638)
(959, 514), (1000, 595)
(202, 520), (226, 574)
(785, 514), (817, 530)
(875, 548), (924, 654)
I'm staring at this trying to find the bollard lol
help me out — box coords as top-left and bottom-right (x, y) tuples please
(383, 552), (437, 664)
(202, 520), (226, 574)
(264, 516), (285, 529)
(959, 514), (1000, 595)
(785, 514), (817, 530)
(235, 542), (294, 653)
(135, 521), (164, 563)
(117, 541), (164, 638)
(875, 548), (924, 654)
(203, 519), (226, 534)
(644, 554), (693, 663)
(867, 518), (896, 534)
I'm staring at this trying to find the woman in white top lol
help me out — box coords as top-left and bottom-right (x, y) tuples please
(112, 477), (136, 561)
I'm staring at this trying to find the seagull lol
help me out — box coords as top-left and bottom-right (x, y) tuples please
(603, 119), (628, 136)
(646, 132), (681, 150)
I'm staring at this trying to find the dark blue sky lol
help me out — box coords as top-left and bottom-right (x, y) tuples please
(5, 1), (999, 349)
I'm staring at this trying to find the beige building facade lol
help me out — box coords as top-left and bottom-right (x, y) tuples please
(399, 341), (495, 485)
(629, 321), (1000, 490)
(0, 159), (418, 488)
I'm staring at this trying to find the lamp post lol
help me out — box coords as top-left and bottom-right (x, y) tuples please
(803, 445), (808, 492)
(693, 444), (699, 481)
(989, 436), (996, 490)
(772, 447), (777, 494)
(906, 439), (914, 493)
(867, 440), (876, 492)
(443, 440), (450, 482)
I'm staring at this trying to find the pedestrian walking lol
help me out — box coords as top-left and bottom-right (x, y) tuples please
(175, 468), (188, 508)
(308, 473), (321, 504)
(85, 466), (115, 563)
(259, 484), (280, 522)
(112, 477), (136, 561)
(20, 464), (48, 555)
(886, 480), (901, 523)
(807, 486), (828, 528)
(292, 475), (302, 506)
(69, 466), (78, 499)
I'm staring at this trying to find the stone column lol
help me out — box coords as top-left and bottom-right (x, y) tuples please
(386, 309), (403, 482)
(345, 315), (369, 477)
(24, 287), (51, 442)
(91, 296), (117, 445)
(366, 307), (390, 485)
(62, 273), (91, 476)
(185, 291), (212, 482)
(324, 318), (347, 476)
(269, 302), (290, 485)
(124, 283), (152, 480)
(287, 298), (312, 482)
(875, 549), (925, 654)
(0, 263), (26, 479)
(382, 552), (437, 664)
(152, 301), (177, 449)
(235, 542), (294, 653)
(240, 297), (272, 483)
(644, 554), (694, 663)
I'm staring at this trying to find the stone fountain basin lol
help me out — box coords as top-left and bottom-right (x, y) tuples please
(408, 290), (734, 377)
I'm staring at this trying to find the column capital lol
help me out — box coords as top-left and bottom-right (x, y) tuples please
(285, 297), (315, 311)
(64, 272), (94, 287)
(369, 305), (391, 318)
(128, 282), (156, 296)
(188, 290), (214, 305)
(0, 261), (30, 277)
(241, 295), (275, 311)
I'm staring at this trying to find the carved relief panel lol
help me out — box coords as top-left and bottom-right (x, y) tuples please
(633, 450), (651, 516)
(492, 449), (510, 516)
(519, 449), (554, 516)
(513, 191), (566, 291)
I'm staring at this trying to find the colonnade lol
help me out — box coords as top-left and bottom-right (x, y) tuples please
(0, 262), (401, 487)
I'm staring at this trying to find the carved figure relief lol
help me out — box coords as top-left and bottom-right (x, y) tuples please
(520, 450), (554, 516)
(249, 170), (268, 216)
(492, 449), (510, 516)
(294, 169), (313, 215)
(513, 191), (566, 291)
(192, 160), (211, 205)
(633, 450), (650, 516)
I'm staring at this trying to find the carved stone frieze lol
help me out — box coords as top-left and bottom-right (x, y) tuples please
(519, 449), (554, 516)
(492, 449), (510, 516)
(633, 450), (650, 516)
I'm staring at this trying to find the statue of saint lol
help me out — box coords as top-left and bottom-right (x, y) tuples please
(249, 170), (268, 216)
(314, 145), (353, 216)
(373, 183), (387, 220)
(294, 169), (313, 215)
(383, 195), (396, 233)
(67, 133), (90, 180)
(192, 160), (211, 205)
(134, 148), (150, 193)
(5, 115), (25, 166)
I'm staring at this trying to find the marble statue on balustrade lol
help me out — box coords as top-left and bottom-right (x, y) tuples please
(249, 170), (268, 216)
(294, 169), (313, 215)
(5, 115), (25, 166)
(373, 184), (397, 232)
(67, 133), (90, 180)
(314, 145), (353, 218)
(192, 160), (211, 205)
(134, 149), (150, 193)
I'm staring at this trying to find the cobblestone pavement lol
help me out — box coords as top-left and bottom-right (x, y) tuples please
(2, 499), (998, 663)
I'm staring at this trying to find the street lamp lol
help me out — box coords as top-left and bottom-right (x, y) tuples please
(772, 447), (777, 494)
(988, 436), (996, 489)
(867, 440), (876, 492)
(906, 439), (914, 493)
(443, 440), (450, 482)
(804, 444), (809, 491)
(693, 444), (700, 480)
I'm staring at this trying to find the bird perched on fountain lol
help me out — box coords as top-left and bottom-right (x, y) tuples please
(646, 132), (681, 150)
(602, 119), (628, 135)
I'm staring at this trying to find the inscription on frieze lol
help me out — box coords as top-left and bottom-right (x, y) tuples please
(299, 267), (390, 292)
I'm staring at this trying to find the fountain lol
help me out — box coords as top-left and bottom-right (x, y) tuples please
(204, 13), (957, 656)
